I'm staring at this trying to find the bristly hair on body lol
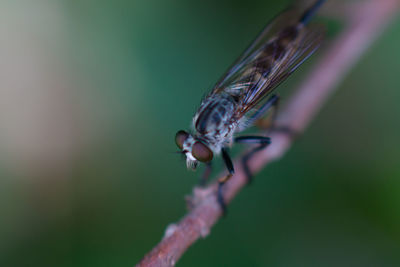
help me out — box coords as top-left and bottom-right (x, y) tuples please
(175, 0), (326, 210)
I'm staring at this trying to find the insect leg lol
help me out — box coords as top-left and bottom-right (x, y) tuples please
(199, 162), (212, 186)
(246, 94), (280, 129)
(234, 136), (271, 184)
(217, 148), (234, 215)
(249, 94), (298, 137)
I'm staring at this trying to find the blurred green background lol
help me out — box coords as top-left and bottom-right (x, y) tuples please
(1, 0), (400, 266)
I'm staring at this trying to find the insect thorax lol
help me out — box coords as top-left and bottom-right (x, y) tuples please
(192, 93), (239, 152)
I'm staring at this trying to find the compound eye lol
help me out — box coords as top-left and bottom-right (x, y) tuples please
(175, 130), (189, 149)
(192, 142), (213, 162)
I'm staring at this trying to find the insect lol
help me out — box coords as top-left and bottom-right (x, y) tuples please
(175, 0), (326, 212)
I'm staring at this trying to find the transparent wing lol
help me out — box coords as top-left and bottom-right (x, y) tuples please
(212, 8), (302, 93)
(238, 24), (325, 116)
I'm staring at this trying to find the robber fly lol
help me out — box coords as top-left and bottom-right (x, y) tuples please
(175, 0), (326, 212)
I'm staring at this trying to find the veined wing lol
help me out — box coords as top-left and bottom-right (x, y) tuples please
(212, 8), (302, 93)
(207, 5), (324, 120)
(238, 24), (324, 116)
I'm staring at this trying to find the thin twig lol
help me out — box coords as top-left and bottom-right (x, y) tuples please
(137, 1), (399, 266)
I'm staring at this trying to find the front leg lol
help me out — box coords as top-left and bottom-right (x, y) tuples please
(234, 136), (271, 184)
(199, 162), (212, 186)
(217, 148), (234, 215)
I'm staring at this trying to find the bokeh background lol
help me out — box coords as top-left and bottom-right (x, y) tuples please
(1, 0), (400, 266)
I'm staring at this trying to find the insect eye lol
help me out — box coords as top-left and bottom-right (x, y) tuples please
(192, 142), (213, 162)
(175, 130), (189, 149)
